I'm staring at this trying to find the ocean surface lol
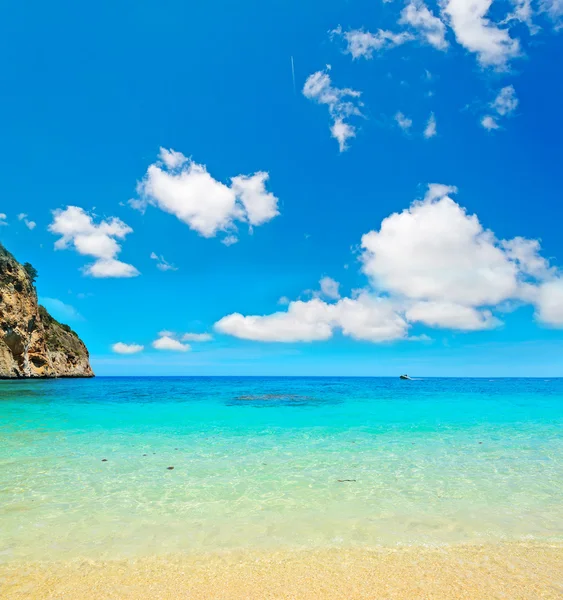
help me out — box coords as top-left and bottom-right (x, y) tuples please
(1, 377), (562, 563)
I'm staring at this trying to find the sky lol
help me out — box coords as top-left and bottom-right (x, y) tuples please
(1, 0), (563, 377)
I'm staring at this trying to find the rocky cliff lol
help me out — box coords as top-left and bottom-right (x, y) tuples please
(0, 244), (94, 378)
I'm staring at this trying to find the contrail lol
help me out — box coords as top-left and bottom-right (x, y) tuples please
(291, 56), (296, 94)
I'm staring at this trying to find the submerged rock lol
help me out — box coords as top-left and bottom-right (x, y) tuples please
(0, 243), (94, 379)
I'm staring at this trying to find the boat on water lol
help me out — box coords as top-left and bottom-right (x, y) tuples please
(399, 374), (412, 380)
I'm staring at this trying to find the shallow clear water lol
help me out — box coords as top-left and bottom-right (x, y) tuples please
(0, 377), (562, 562)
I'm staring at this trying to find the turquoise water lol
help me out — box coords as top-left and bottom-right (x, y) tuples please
(0, 377), (562, 562)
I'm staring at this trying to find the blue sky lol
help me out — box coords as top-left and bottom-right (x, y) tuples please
(1, 0), (563, 376)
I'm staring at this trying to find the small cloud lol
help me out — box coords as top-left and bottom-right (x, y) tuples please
(150, 252), (178, 271)
(18, 213), (37, 230)
(152, 332), (190, 352)
(319, 276), (341, 300)
(480, 86), (518, 131)
(222, 235), (238, 246)
(112, 342), (144, 354)
(408, 333), (433, 342)
(0, 213), (7, 226)
(424, 112), (437, 138)
(49, 206), (139, 278)
(395, 111), (413, 131)
(492, 85), (518, 116)
(39, 297), (84, 322)
(481, 115), (499, 130)
(181, 332), (213, 342)
(302, 67), (364, 151)
(278, 296), (290, 306)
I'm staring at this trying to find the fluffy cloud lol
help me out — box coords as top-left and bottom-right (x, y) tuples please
(49, 206), (139, 278)
(441, 0), (520, 68)
(216, 184), (563, 341)
(492, 85), (518, 116)
(0, 213), (7, 226)
(302, 68), (363, 151)
(481, 115), (499, 130)
(395, 112), (413, 131)
(331, 25), (413, 59)
(152, 332), (190, 352)
(215, 295), (408, 343)
(405, 301), (500, 330)
(150, 252), (178, 272)
(182, 332), (213, 341)
(535, 279), (563, 326)
(18, 213), (36, 230)
(481, 85), (518, 130)
(112, 342), (144, 354)
(133, 148), (279, 243)
(360, 185), (521, 306)
(319, 276), (341, 300)
(399, 0), (448, 50)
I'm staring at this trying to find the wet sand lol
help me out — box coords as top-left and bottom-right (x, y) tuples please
(2, 543), (562, 599)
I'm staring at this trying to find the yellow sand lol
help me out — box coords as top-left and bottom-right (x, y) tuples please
(1, 543), (562, 599)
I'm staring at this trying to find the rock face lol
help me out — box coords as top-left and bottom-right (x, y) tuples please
(0, 244), (94, 378)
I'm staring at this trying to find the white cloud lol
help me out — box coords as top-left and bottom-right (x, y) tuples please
(215, 299), (335, 342)
(112, 342), (144, 354)
(215, 295), (408, 343)
(0, 213), (7, 226)
(49, 206), (139, 278)
(399, 0), (448, 50)
(230, 172), (279, 226)
(319, 276), (341, 300)
(492, 85), (518, 116)
(302, 68), (363, 152)
(405, 301), (500, 330)
(216, 184), (563, 340)
(152, 333), (190, 352)
(541, 0), (563, 26)
(481, 85), (518, 130)
(159, 148), (189, 170)
(535, 279), (563, 326)
(424, 113), (437, 138)
(360, 185), (521, 306)
(481, 115), (499, 130)
(39, 297), (84, 322)
(222, 235), (238, 246)
(331, 25), (413, 59)
(278, 296), (290, 305)
(150, 252), (178, 272)
(133, 148), (279, 241)
(505, 0), (537, 32)
(182, 332), (213, 342)
(17, 213), (36, 230)
(441, 0), (521, 68)
(395, 111), (413, 131)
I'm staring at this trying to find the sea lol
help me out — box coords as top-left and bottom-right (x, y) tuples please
(1, 376), (562, 563)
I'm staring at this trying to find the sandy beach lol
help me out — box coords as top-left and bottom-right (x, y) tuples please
(2, 543), (563, 599)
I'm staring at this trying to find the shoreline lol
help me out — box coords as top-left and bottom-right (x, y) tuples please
(2, 542), (562, 599)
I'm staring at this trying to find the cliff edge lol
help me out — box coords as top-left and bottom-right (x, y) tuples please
(0, 244), (94, 378)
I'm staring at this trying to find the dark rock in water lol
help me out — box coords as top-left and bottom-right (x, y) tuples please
(167, 466), (174, 470)
(0, 243), (93, 378)
(101, 459), (108, 462)
(143, 454), (147, 456)
(337, 479), (356, 482)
